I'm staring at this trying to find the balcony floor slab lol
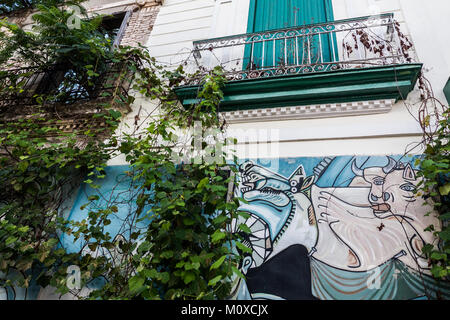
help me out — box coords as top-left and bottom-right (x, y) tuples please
(174, 63), (423, 112)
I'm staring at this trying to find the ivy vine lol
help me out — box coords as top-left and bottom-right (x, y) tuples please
(1, 0), (447, 301)
(0, 0), (247, 300)
(416, 109), (449, 280)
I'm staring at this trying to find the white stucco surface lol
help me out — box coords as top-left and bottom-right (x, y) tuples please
(112, 0), (450, 162)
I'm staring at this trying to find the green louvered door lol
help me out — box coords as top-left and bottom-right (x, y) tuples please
(244, 0), (335, 71)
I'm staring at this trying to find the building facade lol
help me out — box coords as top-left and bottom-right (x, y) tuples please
(1, 0), (450, 300)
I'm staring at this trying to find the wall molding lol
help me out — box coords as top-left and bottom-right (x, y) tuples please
(221, 99), (395, 123)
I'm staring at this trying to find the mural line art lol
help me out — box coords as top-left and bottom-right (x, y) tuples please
(231, 155), (450, 300)
(2, 156), (450, 300)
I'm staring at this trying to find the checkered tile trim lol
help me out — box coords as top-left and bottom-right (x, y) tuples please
(222, 100), (394, 123)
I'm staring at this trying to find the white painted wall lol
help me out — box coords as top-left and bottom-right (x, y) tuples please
(147, 0), (215, 67)
(146, 0), (250, 68)
(399, 0), (450, 103)
(122, 0), (450, 163)
(332, 0), (450, 104)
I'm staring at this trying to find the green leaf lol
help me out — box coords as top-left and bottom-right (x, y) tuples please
(182, 218), (195, 226)
(183, 271), (196, 284)
(431, 265), (446, 279)
(439, 184), (450, 196)
(160, 250), (174, 259)
(210, 255), (227, 270)
(438, 212), (450, 221)
(430, 252), (447, 261)
(5, 236), (18, 246)
(439, 229), (450, 241)
(212, 214), (228, 225)
(129, 275), (145, 294)
(211, 230), (226, 243)
(238, 223), (251, 234)
(421, 159), (434, 169)
(108, 109), (122, 120)
(197, 177), (209, 191)
(18, 160), (29, 171)
(160, 272), (170, 284)
(422, 243), (434, 255)
(17, 226), (29, 233)
(231, 265), (245, 280)
(235, 241), (252, 254)
(208, 275), (222, 286)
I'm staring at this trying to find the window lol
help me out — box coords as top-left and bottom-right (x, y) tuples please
(99, 11), (131, 47)
(26, 12), (130, 105)
(244, 0), (336, 70)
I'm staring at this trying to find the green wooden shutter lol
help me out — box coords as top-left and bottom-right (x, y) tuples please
(244, 0), (336, 70)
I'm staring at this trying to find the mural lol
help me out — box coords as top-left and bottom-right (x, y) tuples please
(2, 155), (450, 300)
(231, 156), (450, 300)
(0, 165), (148, 300)
(0, 268), (47, 300)
(60, 165), (150, 255)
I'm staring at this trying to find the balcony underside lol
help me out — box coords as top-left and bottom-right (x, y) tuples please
(175, 64), (423, 112)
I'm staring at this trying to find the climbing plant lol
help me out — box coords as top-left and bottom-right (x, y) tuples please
(0, 0), (65, 15)
(416, 107), (449, 280)
(345, 18), (450, 285)
(0, 0), (246, 300)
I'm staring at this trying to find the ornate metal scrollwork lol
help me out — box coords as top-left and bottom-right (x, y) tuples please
(184, 14), (413, 86)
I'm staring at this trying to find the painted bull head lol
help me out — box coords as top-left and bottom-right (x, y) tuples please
(239, 161), (292, 206)
(238, 161), (315, 244)
(239, 161), (314, 206)
(351, 157), (421, 219)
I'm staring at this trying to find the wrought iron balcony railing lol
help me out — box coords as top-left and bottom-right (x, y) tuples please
(0, 61), (131, 115)
(188, 13), (415, 85)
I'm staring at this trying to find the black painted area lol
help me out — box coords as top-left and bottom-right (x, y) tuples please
(246, 244), (317, 300)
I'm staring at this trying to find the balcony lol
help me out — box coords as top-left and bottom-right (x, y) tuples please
(0, 61), (133, 137)
(175, 14), (422, 113)
(0, 61), (131, 120)
(0, 0), (65, 15)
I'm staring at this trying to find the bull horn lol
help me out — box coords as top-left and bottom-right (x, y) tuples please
(382, 157), (397, 174)
(351, 159), (364, 177)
